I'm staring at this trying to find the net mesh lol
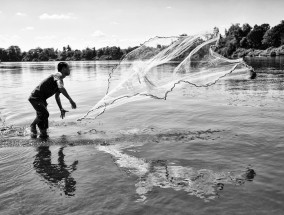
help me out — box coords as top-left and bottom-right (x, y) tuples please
(79, 32), (252, 120)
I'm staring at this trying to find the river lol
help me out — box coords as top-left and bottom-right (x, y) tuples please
(0, 57), (284, 214)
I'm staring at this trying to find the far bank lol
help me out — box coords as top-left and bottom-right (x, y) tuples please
(232, 45), (284, 58)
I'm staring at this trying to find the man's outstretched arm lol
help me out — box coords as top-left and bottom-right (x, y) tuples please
(58, 87), (77, 109)
(55, 91), (68, 119)
(55, 91), (63, 110)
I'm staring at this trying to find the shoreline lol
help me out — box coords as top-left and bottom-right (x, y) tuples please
(1, 46), (284, 63)
(231, 45), (284, 58)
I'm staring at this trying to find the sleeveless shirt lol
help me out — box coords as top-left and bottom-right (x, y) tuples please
(30, 72), (64, 103)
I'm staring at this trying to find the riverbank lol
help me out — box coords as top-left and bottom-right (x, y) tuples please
(232, 45), (284, 58)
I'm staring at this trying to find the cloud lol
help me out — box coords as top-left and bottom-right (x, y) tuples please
(166, 6), (172, 9)
(22, 26), (34, 31)
(39, 13), (76, 20)
(0, 11), (2, 14)
(91, 30), (106, 38)
(16, 12), (27, 16)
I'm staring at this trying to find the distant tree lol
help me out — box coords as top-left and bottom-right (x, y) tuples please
(262, 20), (284, 48)
(124, 46), (139, 55)
(240, 37), (249, 48)
(92, 47), (97, 58)
(58, 49), (67, 61)
(73, 50), (82, 61)
(66, 47), (74, 60)
(104, 46), (110, 56)
(6, 46), (22, 61)
(0, 48), (9, 61)
(109, 46), (123, 59)
(242, 23), (252, 37)
(97, 49), (104, 58)
(21, 51), (27, 61)
(247, 24), (270, 49)
(66, 45), (72, 52)
(22, 49), (36, 61)
(226, 23), (243, 47)
(82, 47), (93, 60)
(224, 28), (228, 37)
(45, 48), (57, 59)
(261, 23), (270, 32)
(227, 42), (237, 56)
(39, 53), (49, 61)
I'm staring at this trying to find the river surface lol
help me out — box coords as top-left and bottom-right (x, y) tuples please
(0, 57), (284, 215)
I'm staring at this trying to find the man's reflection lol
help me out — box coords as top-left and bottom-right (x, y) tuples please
(33, 146), (78, 196)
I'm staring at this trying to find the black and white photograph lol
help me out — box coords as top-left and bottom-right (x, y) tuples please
(0, 0), (284, 214)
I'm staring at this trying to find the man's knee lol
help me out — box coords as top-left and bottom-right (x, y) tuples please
(42, 112), (49, 120)
(40, 104), (49, 118)
(37, 110), (49, 119)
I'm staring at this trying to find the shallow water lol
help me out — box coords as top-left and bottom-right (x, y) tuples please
(0, 58), (284, 214)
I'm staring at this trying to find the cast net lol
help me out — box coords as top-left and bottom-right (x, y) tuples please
(79, 32), (252, 120)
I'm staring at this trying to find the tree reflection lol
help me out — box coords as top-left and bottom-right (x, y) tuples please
(33, 146), (78, 197)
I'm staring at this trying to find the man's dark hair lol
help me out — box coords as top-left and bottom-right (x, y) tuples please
(57, 62), (68, 72)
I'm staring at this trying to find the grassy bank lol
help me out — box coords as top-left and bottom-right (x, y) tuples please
(231, 45), (284, 58)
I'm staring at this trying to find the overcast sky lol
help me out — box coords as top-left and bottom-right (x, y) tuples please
(0, 0), (283, 51)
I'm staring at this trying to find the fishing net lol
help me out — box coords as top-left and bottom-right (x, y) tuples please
(79, 32), (252, 120)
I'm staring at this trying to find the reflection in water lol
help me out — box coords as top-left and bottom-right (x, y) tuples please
(245, 56), (284, 70)
(33, 146), (78, 197)
(97, 144), (256, 202)
(135, 159), (256, 202)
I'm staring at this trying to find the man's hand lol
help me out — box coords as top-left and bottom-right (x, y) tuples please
(60, 109), (69, 119)
(70, 100), (77, 109)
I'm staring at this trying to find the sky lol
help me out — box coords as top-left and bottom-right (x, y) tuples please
(0, 0), (283, 51)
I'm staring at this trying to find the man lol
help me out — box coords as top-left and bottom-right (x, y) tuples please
(28, 62), (76, 138)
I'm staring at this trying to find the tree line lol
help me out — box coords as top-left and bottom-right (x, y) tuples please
(216, 20), (284, 57)
(1, 20), (283, 62)
(0, 45), (138, 62)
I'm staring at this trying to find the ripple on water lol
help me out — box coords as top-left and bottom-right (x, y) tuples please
(0, 147), (34, 214)
(0, 147), (34, 185)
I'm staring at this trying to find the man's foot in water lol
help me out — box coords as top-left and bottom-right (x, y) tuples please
(30, 125), (37, 138)
(39, 129), (49, 139)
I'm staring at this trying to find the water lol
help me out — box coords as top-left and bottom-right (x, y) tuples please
(0, 57), (284, 214)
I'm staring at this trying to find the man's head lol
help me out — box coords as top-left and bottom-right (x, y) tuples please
(57, 62), (70, 77)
